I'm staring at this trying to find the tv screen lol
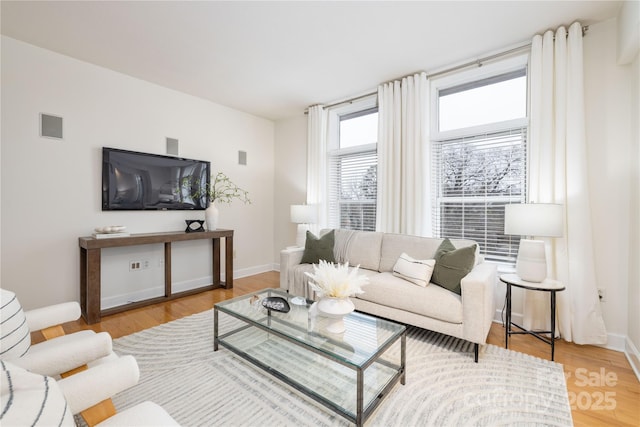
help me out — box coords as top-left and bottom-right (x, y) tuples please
(102, 147), (210, 210)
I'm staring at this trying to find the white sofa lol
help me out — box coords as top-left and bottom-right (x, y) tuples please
(280, 229), (496, 362)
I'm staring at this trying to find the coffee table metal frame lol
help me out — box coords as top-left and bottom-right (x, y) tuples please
(214, 288), (406, 426)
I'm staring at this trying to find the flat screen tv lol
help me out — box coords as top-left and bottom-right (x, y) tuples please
(102, 147), (210, 210)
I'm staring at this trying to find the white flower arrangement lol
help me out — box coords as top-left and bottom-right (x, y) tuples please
(305, 260), (369, 298)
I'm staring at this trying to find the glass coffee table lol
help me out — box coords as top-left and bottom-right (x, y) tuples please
(214, 288), (406, 426)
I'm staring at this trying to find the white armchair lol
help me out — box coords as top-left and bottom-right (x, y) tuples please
(0, 289), (179, 426)
(0, 288), (114, 377)
(1, 357), (179, 427)
(58, 355), (180, 426)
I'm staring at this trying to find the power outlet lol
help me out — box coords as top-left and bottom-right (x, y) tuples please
(129, 260), (141, 271)
(598, 288), (606, 303)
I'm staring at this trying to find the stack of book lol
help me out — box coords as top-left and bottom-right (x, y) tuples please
(93, 226), (129, 239)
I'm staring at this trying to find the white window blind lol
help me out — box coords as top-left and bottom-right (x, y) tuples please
(432, 128), (527, 263)
(328, 148), (377, 231)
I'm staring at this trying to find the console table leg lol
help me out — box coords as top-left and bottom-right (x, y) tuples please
(164, 242), (172, 297)
(213, 238), (221, 287)
(83, 248), (102, 324)
(225, 235), (233, 289)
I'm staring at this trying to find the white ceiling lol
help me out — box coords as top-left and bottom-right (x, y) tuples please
(1, 1), (622, 121)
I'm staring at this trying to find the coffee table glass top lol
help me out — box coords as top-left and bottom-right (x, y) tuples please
(215, 288), (406, 367)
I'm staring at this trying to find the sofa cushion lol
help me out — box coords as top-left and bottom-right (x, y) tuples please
(356, 272), (463, 324)
(392, 253), (435, 287)
(378, 234), (477, 272)
(332, 229), (357, 263)
(345, 231), (383, 271)
(301, 230), (335, 264)
(432, 239), (477, 295)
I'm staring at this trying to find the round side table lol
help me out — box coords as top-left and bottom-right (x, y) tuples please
(500, 273), (565, 361)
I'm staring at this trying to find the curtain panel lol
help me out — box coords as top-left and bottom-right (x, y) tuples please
(527, 22), (607, 345)
(306, 105), (328, 234)
(376, 72), (431, 236)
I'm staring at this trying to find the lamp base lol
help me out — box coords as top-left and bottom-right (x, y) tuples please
(295, 224), (309, 248)
(516, 239), (547, 283)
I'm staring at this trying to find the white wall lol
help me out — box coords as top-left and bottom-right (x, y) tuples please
(627, 52), (639, 376)
(583, 17), (635, 344)
(1, 36), (275, 310)
(619, 0), (640, 374)
(273, 115), (307, 263)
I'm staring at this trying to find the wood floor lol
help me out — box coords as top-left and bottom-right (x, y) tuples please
(54, 271), (639, 426)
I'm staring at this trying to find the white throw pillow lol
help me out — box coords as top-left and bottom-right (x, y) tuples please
(1, 361), (75, 426)
(392, 253), (436, 287)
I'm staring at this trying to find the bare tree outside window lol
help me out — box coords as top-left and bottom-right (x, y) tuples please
(329, 108), (378, 231)
(338, 164), (377, 231)
(433, 66), (528, 264)
(435, 130), (526, 262)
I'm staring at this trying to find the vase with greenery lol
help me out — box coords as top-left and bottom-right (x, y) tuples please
(186, 172), (251, 230)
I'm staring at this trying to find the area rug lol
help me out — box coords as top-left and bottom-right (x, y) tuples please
(110, 309), (572, 426)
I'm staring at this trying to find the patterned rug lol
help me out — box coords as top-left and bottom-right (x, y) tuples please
(111, 309), (572, 426)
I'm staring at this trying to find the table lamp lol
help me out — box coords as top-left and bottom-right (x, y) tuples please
(290, 204), (317, 247)
(504, 203), (563, 282)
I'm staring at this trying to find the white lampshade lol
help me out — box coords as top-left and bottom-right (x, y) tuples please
(504, 203), (563, 283)
(290, 204), (317, 224)
(504, 203), (563, 238)
(290, 204), (317, 247)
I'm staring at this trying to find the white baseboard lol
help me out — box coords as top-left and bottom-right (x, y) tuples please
(101, 265), (277, 309)
(493, 310), (631, 356)
(625, 337), (640, 382)
(597, 333), (627, 353)
(493, 308), (522, 326)
(235, 263), (275, 279)
(101, 287), (167, 309)
(172, 277), (214, 293)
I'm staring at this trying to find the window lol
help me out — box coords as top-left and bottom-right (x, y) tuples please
(431, 57), (528, 264)
(327, 98), (378, 231)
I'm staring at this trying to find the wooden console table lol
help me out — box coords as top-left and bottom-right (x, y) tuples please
(79, 229), (233, 324)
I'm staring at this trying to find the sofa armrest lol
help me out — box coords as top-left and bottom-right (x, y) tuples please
(279, 247), (305, 291)
(460, 262), (496, 344)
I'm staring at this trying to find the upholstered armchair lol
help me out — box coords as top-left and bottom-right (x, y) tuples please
(0, 288), (114, 377)
(0, 288), (179, 426)
(1, 357), (180, 426)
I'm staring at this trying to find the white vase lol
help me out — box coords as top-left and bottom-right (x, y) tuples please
(317, 297), (355, 334)
(205, 202), (219, 231)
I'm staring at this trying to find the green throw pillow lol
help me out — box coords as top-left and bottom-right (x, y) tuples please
(301, 230), (336, 264)
(431, 238), (477, 295)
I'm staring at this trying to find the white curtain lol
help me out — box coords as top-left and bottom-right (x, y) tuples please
(377, 72), (431, 236)
(306, 105), (328, 234)
(526, 22), (607, 344)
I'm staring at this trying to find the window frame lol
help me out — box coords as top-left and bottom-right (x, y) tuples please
(430, 54), (529, 141)
(326, 95), (378, 231)
(430, 54), (529, 265)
